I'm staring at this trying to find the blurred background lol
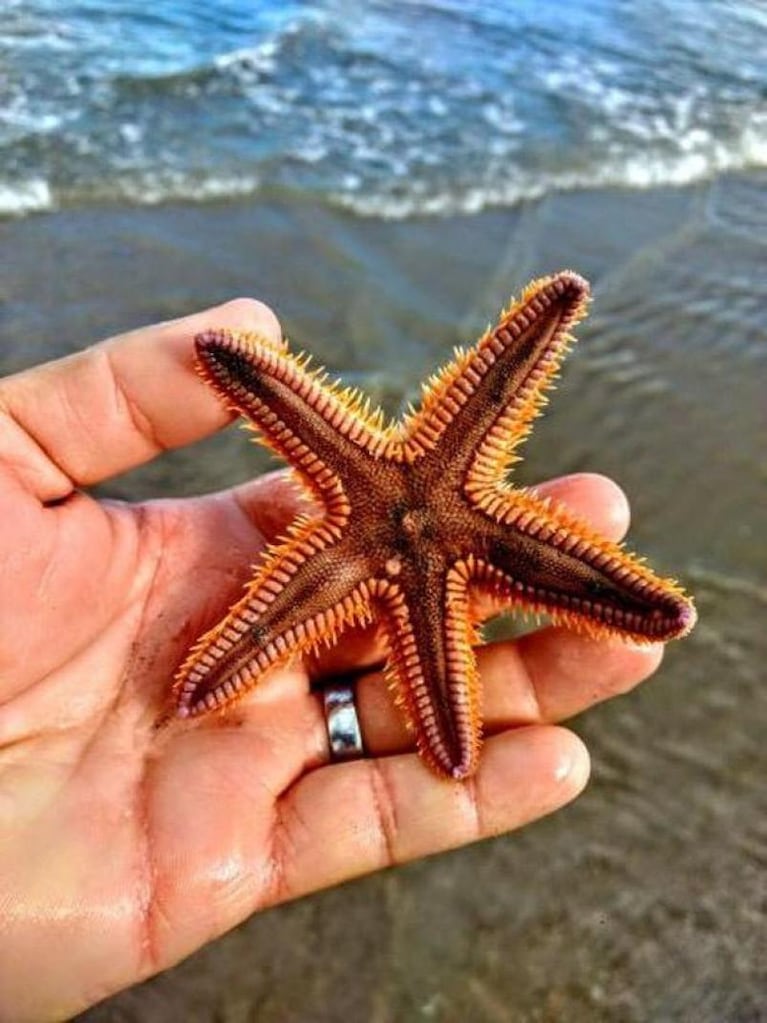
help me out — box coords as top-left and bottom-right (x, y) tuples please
(1, 1), (765, 1020)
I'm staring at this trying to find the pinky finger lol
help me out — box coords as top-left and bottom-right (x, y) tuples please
(269, 725), (590, 903)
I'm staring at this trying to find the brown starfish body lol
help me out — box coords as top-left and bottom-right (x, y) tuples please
(174, 271), (695, 779)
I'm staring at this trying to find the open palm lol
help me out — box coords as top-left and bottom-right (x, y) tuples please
(0, 300), (663, 1021)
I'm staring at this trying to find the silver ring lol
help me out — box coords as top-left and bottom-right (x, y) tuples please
(323, 684), (365, 761)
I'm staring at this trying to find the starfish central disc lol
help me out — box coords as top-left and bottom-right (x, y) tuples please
(173, 271), (696, 779)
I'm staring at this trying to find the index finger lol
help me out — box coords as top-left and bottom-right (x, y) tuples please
(0, 299), (281, 502)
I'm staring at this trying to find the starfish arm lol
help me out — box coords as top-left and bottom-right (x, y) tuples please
(477, 492), (696, 643)
(372, 561), (483, 779)
(194, 330), (397, 519)
(402, 272), (589, 485)
(173, 537), (374, 716)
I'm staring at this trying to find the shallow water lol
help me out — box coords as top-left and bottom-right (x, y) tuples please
(2, 168), (765, 1020)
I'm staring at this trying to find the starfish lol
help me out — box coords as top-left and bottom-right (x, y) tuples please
(173, 271), (695, 779)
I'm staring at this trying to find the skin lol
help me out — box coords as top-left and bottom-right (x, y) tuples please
(0, 299), (663, 1021)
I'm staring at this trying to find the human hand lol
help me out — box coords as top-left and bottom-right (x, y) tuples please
(0, 301), (663, 1021)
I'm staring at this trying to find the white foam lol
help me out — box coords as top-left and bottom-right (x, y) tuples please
(0, 178), (53, 216)
(331, 113), (767, 220)
(214, 41), (278, 76)
(109, 168), (262, 206)
(213, 11), (329, 80)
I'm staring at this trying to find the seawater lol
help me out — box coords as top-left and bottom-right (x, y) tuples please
(1, 0), (765, 217)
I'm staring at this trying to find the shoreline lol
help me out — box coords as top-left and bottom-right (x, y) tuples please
(1, 176), (707, 370)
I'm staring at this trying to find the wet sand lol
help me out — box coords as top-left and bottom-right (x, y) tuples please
(2, 172), (765, 1021)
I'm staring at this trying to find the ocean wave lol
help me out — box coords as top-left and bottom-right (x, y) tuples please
(2, 0), (766, 221)
(4, 129), (765, 223)
(0, 170), (262, 218)
(331, 124), (767, 219)
(4, 115), (764, 223)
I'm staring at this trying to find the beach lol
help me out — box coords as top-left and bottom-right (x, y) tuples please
(2, 169), (765, 1021)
